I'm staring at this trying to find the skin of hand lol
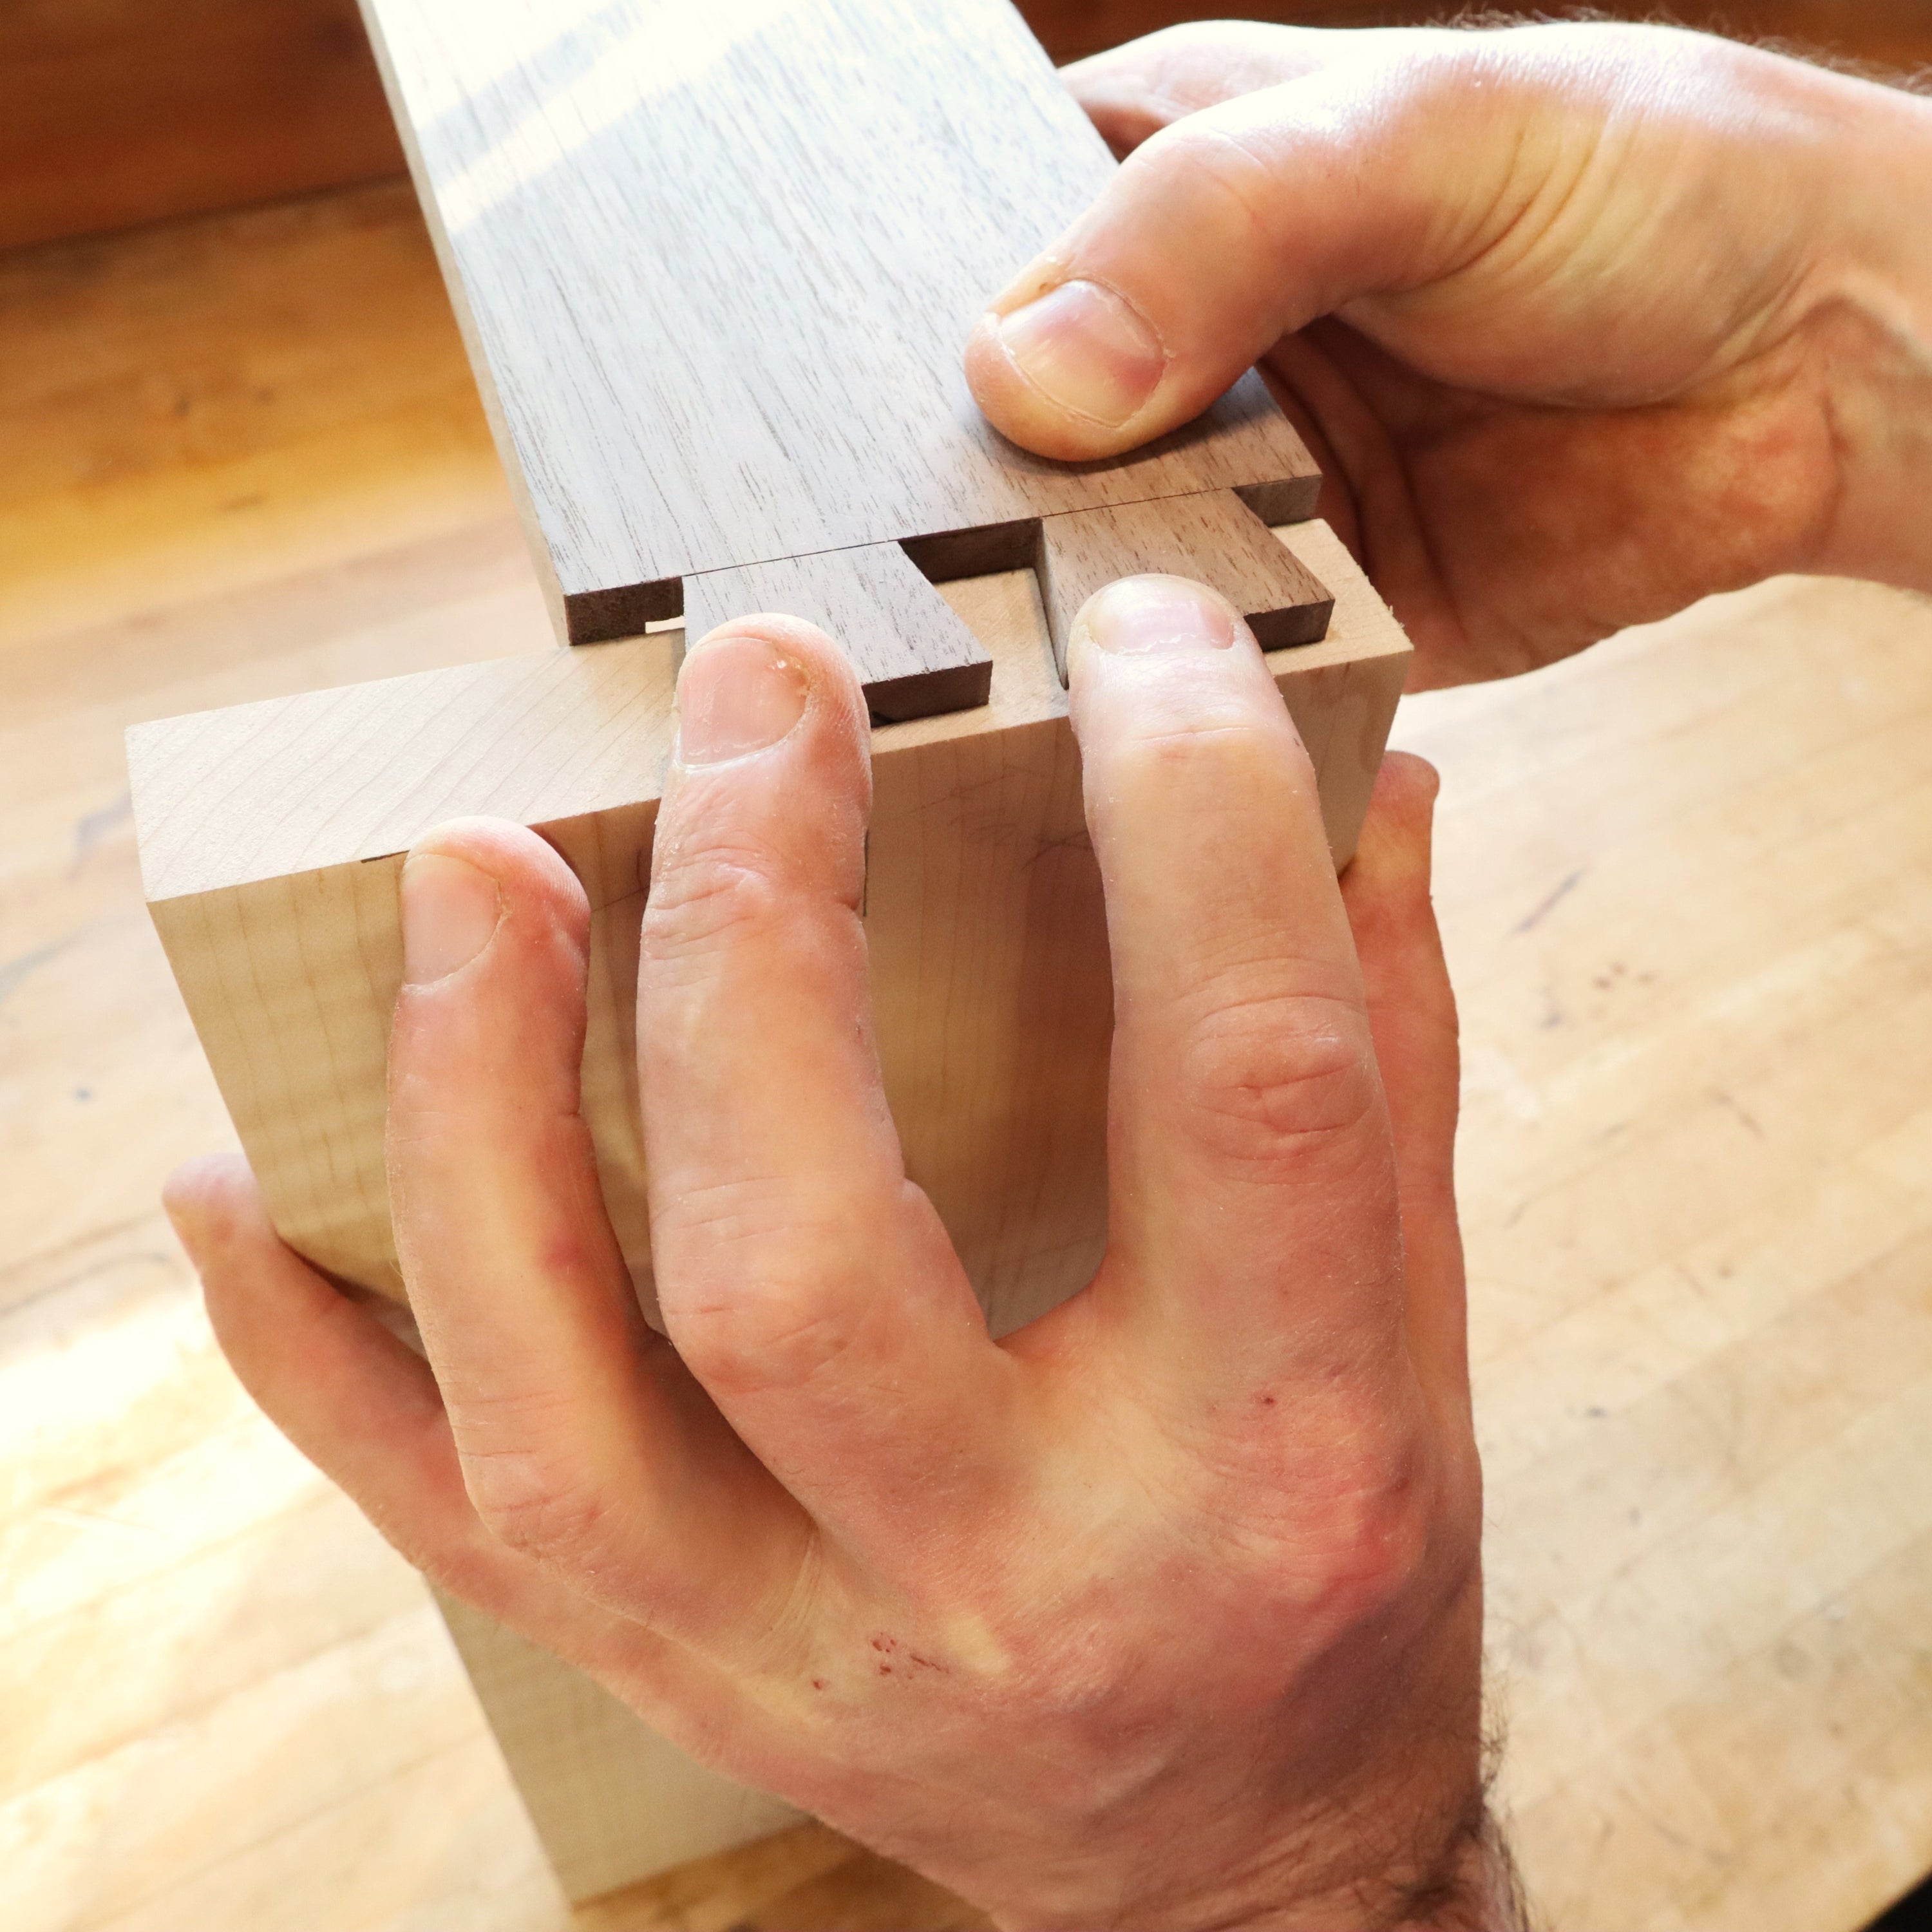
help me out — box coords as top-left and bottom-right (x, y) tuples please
(164, 580), (1524, 1931)
(965, 21), (1932, 685)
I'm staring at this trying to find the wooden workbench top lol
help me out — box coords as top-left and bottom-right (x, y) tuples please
(3, 179), (1929, 1932)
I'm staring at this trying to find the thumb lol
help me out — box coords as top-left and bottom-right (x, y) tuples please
(963, 44), (1513, 460)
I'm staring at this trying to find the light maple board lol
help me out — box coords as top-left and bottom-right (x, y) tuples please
(431, 1587), (806, 1899)
(128, 520), (1406, 1328)
(355, 0), (1323, 655)
(128, 518), (1405, 1891)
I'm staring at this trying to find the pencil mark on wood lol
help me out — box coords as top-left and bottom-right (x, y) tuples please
(70, 791), (134, 873)
(1514, 867), (1587, 934)
(0, 934), (79, 1012)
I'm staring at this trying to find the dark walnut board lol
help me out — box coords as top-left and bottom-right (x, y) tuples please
(355, 0), (1329, 714)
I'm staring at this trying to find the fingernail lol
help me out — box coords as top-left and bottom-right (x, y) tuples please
(1075, 574), (1238, 656)
(677, 631), (809, 766)
(401, 852), (501, 985)
(995, 279), (1166, 426)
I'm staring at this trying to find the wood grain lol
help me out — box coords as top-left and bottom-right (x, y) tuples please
(355, 0), (1320, 665)
(1037, 487), (1334, 674)
(682, 544), (994, 723)
(14, 183), (1932, 1931)
(129, 519), (1403, 1327)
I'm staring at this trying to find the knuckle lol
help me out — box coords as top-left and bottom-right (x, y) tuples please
(1293, 1412), (1480, 1633)
(1122, 710), (1306, 775)
(1312, 1452), (1437, 1620)
(460, 1435), (621, 1563)
(1177, 988), (1380, 1167)
(1138, 116), (1281, 249)
(1236, 1414), (1446, 1631)
(643, 840), (786, 961)
(677, 1291), (862, 1399)
(658, 1179), (868, 1398)
(468, 1453), (618, 1561)
(1166, 1371), (1478, 1636)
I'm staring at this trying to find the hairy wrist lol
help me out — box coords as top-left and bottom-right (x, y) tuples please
(1236, 1792), (1529, 1932)
(983, 1732), (1526, 1932)
(1179, 1591), (1520, 1932)
(1391, 1808), (1531, 1932)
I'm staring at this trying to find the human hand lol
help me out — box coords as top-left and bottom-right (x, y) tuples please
(966, 21), (1932, 685)
(166, 582), (1515, 1929)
